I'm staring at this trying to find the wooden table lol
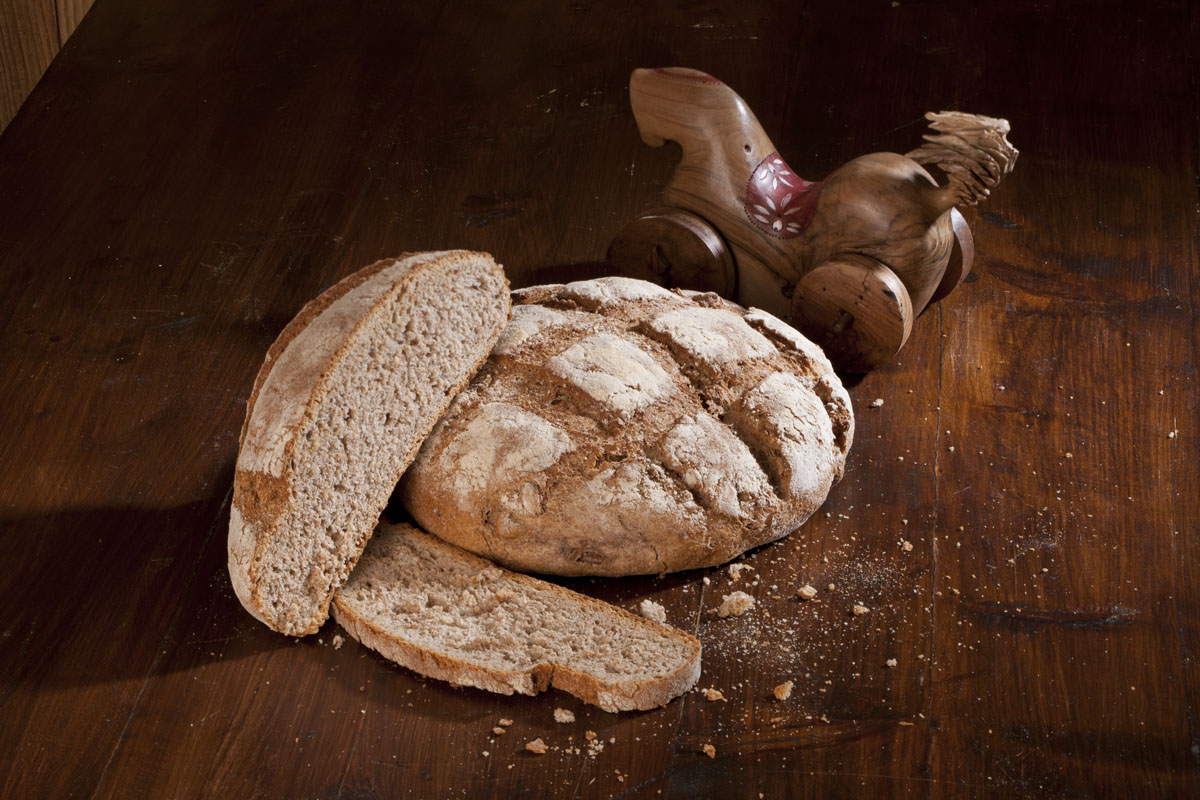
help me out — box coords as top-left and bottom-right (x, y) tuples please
(1, 1), (1196, 797)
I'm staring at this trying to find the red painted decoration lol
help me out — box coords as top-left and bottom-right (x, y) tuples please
(744, 153), (821, 239)
(652, 67), (725, 85)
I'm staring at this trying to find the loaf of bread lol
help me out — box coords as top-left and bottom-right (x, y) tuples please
(401, 277), (853, 576)
(332, 521), (702, 711)
(229, 251), (511, 636)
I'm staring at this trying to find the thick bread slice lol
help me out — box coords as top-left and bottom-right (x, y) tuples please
(229, 251), (511, 636)
(331, 522), (702, 712)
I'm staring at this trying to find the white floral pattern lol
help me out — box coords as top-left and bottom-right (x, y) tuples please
(744, 153), (819, 239)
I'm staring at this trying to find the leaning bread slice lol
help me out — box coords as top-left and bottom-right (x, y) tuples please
(229, 251), (511, 636)
(332, 522), (702, 711)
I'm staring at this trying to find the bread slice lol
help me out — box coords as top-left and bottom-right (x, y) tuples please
(331, 522), (702, 711)
(229, 251), (511, 636)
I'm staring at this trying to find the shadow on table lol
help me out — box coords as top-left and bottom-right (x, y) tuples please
(0, 474), (284, 691)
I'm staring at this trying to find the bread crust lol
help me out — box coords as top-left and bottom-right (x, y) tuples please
(331, 523), (702, 712)
(402, 277), (853, 577)
(229, 251), (511, 635)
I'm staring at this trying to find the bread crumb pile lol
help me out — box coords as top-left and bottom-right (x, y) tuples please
(639, 598), (667, 623)
(716, 591), (755, 618)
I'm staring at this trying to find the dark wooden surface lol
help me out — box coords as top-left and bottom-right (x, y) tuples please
(1, 1), (1196, 797)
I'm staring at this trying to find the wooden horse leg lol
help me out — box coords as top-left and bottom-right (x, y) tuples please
(791, 255), (914, 374)
(606, 208), (736, 296)
(928, 207), (975, 306)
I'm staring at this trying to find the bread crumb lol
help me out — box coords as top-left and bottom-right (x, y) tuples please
(898, 721), (914, 726)
(554, 708), (575, 724)
(499, 718), (513, 727)
(585, 730), (597, 741)
(492, 727), (506, 735)
(717, 591), (755, 618)
(869, 398), (884, 408)
(704, 688), (727, 702)
(639, 599), (667, 624)
(796, 584), (818, 600)
(482, 750), (489, 757)
(773, 681), (794, 700)
(331, 634), (345, 650)
(526, 738), (548, 754)
(886, 658), (898, 668)
(852, 604), (870, 616)
(702, 744), (716, 758)
(901, 540), (913, 552)
(728, 563), (754, 582)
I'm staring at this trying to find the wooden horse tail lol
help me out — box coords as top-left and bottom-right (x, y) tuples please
(906, 111), (1019, 210)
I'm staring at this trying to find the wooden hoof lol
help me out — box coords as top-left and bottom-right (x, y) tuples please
(791, 256), (914, 373)
(929, 207), (974, 304)
(606, 208), (736, 296)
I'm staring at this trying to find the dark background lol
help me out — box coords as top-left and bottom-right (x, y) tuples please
(0, 1), (1196, 797)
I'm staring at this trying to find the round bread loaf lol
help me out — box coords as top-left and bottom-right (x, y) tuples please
(401, 277), (853, 576)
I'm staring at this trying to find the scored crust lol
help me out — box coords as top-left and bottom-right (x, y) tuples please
(331, 522), (702, 712)
(229, 251), (511, 636)
(401, 277), (853, 577)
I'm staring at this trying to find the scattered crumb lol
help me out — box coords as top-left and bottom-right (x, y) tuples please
(492, 727), (506, 735)
(639, 599), (667, 624)
(585, 730), (597, 741)
(796, 584), (818, 600)
(499, 718), (513, 727)
(702, 744), (716, 758)
(898, 721), (914, 726)
(703, 576), (711, 585)
(704, 688), (727, 702)
(526, 738), (548, 754)
(901, 540), (913, 552)
(773, 681), (794, 701)
(728, 563), (754, 582)
(554, 708), (575, 724)
(828, 583), (835, 591)
(482, 750), (489, 757)
(869, 398), (884, 408)
(331, 634), (345, 650)
(717, 591), (755, 618)
(886, 658), (898, 668)
(852, 604), (870, 616)
(1064, 452), (1073, 458)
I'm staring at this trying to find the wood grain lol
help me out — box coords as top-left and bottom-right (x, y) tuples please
(0, 1), (1196, 798)
(0, 0), (59, 131)
(55, 0), (94, 44)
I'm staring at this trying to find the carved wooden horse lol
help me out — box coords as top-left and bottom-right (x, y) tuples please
(607, 67), (1018, 372)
